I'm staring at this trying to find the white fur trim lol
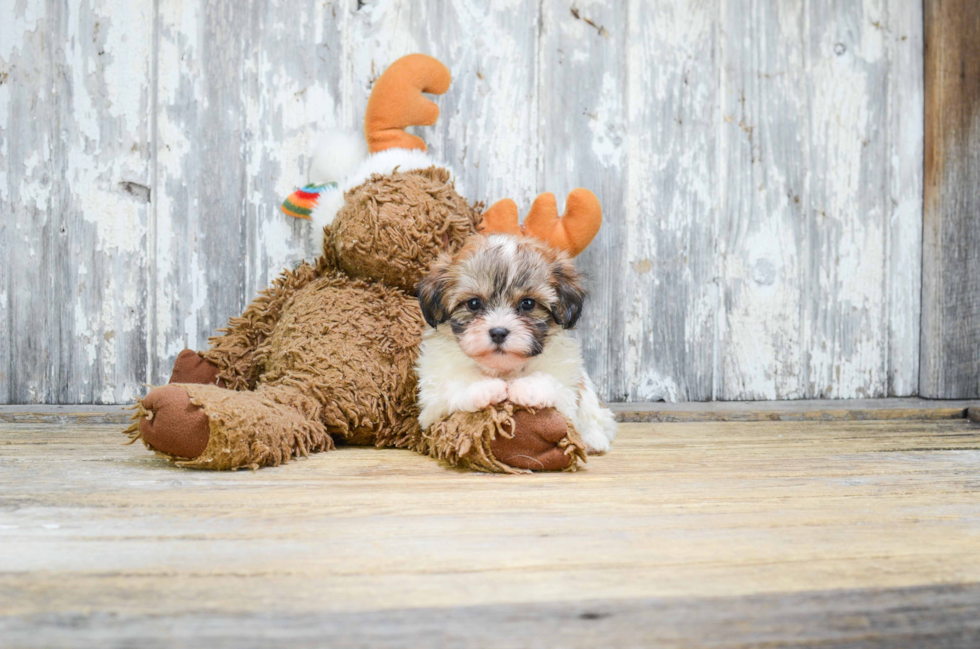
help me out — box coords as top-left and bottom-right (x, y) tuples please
(308, 130), (368, 184)
(309, 187), (345, 230)
(344, 148), (455, 192)
(298, 146), (451, 260)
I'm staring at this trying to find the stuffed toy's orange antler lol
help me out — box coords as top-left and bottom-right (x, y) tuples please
(524, 189), (602, 257)
(364, 54), (451, 154)
(479, 189), (602, 257)
(478, 198), (523, 237)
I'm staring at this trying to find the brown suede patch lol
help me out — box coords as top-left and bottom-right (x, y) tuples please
(137, 385), (211, 459)
(170, 349), (225, 387)
(490, 408), (576, 471)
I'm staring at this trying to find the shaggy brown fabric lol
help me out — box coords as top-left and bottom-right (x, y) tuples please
(170, 349), (224, 386)
(420, 404), (587, 474)
(176, 383), (333, 470)
(202, 256), (332, 391)
(250, 274), (426, 447)
(332, 168), (482, 293)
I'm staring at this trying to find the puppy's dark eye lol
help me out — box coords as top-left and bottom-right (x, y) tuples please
(466, 298), (483, 312)
(519, 298), (536, 312)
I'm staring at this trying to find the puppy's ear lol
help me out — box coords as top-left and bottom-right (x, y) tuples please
(550, 259), (586, 328)
(417, 256), (453, 328)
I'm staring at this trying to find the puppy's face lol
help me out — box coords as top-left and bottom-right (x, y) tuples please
(418, 235), (586, 373)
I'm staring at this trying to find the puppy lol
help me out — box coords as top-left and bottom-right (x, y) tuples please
(415, 234), (617, 454)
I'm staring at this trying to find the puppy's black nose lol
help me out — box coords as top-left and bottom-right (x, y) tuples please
(489, 328), (509, 345)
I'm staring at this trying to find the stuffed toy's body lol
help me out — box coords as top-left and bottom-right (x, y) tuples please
(126, 55), (590, 472)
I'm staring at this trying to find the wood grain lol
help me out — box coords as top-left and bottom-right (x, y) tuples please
(0, 1), (153, 404)
(717, 0), (806, 400)
(3, 587), (980, 649)
(610, 397), (979, 423)
(920, 0), (980, 399)
(621, 0), (718, 402)
(717, 0), (923, 400)
(1, 417), (979, 646)
(4, 586), (980, 648)
(539, 0), (629, 400)
(1, 1), (932, 403)
(885, 0), (925, 397)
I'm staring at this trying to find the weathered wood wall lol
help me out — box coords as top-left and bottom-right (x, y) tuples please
(1, 0), (927, 404)
(920, 0), (980, 399)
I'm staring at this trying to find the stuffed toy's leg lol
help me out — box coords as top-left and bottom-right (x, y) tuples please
(419, 404), (588, 474)
(126, 380), (332, 470)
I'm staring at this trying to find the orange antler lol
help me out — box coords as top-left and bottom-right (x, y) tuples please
(479, 189), (602, 257)
(364, 54), (451, 154)
(524, 189), (602, 257)
(477, 198), (523, 237)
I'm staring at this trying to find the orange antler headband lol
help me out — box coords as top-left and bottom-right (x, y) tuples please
(364, 54), (451, 154)
(478, 189), (603, 257)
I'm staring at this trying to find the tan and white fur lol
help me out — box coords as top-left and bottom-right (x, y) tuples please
(416, 234), (617, 454)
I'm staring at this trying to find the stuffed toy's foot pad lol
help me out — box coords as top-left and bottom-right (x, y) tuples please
(491, 408), (573, 471)
(139, 385), (211, 459)
(170, 349), (225, 386)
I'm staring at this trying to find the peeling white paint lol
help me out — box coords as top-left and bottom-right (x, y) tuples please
(19, 150), (51, 208)
(0, 0), (46, 60)
(1, 0), (154, 403)
(99, 0), (152, 135)
(636, 370), (680, 403)
(588, 73), (625, 169)
(76, 184), (144, 254)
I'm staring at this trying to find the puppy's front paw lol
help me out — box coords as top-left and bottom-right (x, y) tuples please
(460, 379), (510, 411)
(581, 428), (612, 455)
(507, 374), (558, 409)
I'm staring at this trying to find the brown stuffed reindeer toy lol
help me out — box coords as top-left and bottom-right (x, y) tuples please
(125, 54), (591, 472)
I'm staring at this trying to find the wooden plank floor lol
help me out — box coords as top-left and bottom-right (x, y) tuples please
(2, 413), (980, 647)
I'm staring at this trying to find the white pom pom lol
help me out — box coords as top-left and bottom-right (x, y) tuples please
(308, 129), (368, 184)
